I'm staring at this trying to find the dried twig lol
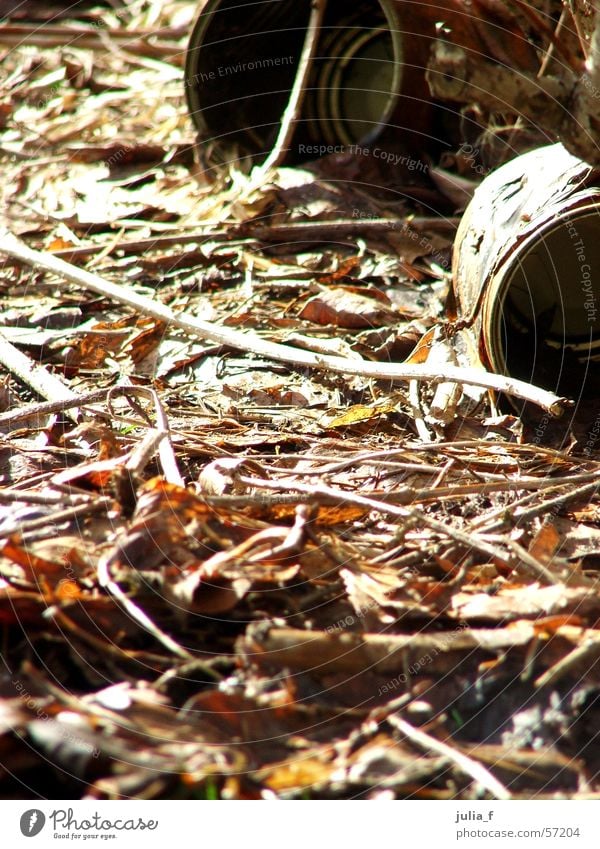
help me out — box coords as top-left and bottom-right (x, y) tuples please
(0, 23), (185, 58)
(0, 230), (570, 415)
(535, 632), (600, 688)
(387, 714), (512, 800)
(48, 217), (458, 262)
(0, 488), (91, 506)
(0, 330), (80, 423)
(504, 539), (563, 586)
(254, 0), (327, 176)
(498, 478), (600, 528)
(236, 474), (514, 566)
(240, 624), (544, 676)
(0, 386), (132, 427)
(97, 551), (194, 661)
(0, 499), (112, 541)
(241, 217), (459, 244)
(107, 386), (184, 486)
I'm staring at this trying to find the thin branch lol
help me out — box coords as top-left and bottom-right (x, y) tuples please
(48, 217), (459, 262)
(0, 385), (144, 427)
(254, 0), (327, 176)
(0, 499), (112, 541)
(387, 714), (512, 800)
(0, 230), (570, 415)
(236, 474), (515, 566)
(97, 552), (194, 661)
(535, 633), (600, 688)
(110, 386), (184, 486)
(0, 23), (185, 58)
(0, 330), (80, 423)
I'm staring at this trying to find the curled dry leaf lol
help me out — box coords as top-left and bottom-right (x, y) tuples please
(198, 458), (264, 496)
(299, 287), (399, 329)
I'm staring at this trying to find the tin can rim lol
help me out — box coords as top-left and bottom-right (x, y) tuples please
(184, 0), (405, 156)
(483, 194), (600, 376)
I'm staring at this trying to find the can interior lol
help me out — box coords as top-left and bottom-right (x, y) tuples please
(184, 0), (402, 164)
(492, 209), (600, 397)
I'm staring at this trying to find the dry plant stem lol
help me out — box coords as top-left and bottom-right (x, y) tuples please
(569, 0), (592, 60)
(0, 231), (569, 415)
(200, 470), (588, 509)
(242, 624), (548, 676)
(242, 217), (459, 243)
(387, 714), (512, 800)
(254, 0), (327, 176)
(535, 633), (600, 688)
(0, 385), (137, 427)
(537, 7), (568, 77)
(11, 500), (112, 542)
(0, 24), (185, 58)
(0, 330), (80, 423)
(508, 0), (574, 70)
(0, 488), (92, 506)
(97, 552), (194, 661)
(237, 475), (513, 565)
(472, 473), (600, 530)
(125, 429), (168, 474)
(505, 540), (563, 586)
(22, 661), (140, 732)
(51, 607), (174, 667)
(50, 217), (459, 261)
(508, 478), (600, 525)
(109, 386), (184, 486)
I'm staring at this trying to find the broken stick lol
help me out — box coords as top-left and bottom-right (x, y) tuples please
(0, 229), (569, 415)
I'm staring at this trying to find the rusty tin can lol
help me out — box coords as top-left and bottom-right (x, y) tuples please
(184, 0), (405, 165)
(452, 144), (600, 399)
(183, 0), (542, 170)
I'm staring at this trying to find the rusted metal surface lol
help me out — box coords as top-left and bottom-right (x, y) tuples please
(452, 144), (600, 395)
(183, 0), (539, 167)
(185, 0), (404, 164)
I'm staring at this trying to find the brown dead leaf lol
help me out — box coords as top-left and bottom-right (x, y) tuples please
(262, 755), (334, 791)
(51, 454), (129, 491)
(299, 287), (398, 329)
(2, 536), (65, 580)
(129, 320), (166, 364)
(529, 523), (562, 563)
(403, 326), (437, 364)
(65, 320), (131, 369)
(340, 568), (396, 628)
(316, 256), (361, 284)
(324, 402), (397, 429)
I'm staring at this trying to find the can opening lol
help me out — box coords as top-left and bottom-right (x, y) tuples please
(490, 208), (600, 397)
(184, 0), (403, 166)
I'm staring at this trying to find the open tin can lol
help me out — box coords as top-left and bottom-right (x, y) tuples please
(452, 144), (600, 400)
(183, 0), (542, 170)
(184, 0), (407, 165)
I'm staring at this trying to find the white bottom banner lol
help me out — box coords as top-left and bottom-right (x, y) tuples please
(1, 800), (598, 848)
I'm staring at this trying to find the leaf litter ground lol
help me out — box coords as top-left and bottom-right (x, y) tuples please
(0, 0), (599, 800)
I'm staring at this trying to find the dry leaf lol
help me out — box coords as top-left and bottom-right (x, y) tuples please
(299, 288), (398, 328)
